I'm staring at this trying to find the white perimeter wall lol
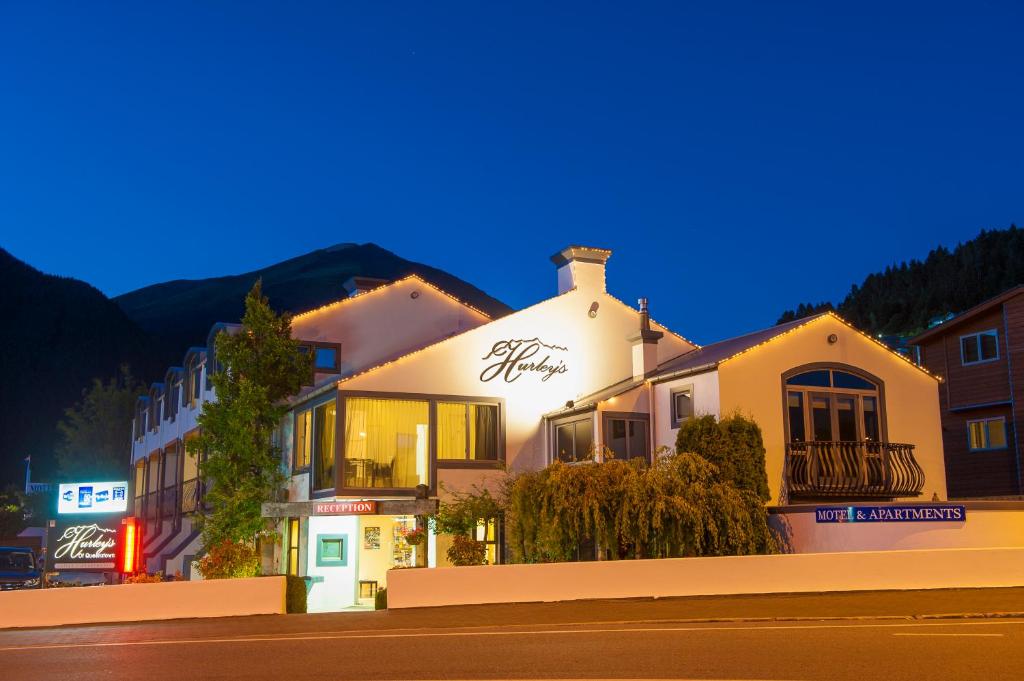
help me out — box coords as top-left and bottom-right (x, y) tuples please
(0, 576), (285, 629)
(387, 547), (1024, 609)
(772, 505), (1024, 553)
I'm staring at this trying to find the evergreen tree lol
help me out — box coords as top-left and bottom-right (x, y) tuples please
(777, 225), (1024, 336)
(56, 366), (143, 482)
(190, 280), (312, 550)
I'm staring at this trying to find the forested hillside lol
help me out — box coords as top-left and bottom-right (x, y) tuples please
(778, 226), (1024, 336)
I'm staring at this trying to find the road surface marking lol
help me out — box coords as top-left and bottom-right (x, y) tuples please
(0, 619), (1020, 653)
(893, 632), (1004, 637)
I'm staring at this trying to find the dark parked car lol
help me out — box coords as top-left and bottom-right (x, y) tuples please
(0, 546), (42, 590)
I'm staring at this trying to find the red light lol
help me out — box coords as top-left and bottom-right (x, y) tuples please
(123, 517), (138, 573)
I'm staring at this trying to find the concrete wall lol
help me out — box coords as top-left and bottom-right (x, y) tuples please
(717, 314), (948, 504)
(0, 576), (285, 629)
(386, 547), (1024, 609)
(772, 503), (1024, 553)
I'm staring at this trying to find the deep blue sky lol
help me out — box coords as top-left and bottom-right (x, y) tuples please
(2, 2), (1021, 343)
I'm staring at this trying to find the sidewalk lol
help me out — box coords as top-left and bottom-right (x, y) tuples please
(2, 586), (1021, 639)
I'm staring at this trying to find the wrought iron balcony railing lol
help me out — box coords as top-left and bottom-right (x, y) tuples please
(180, 478), (202, 514)
(785, 441), (925, 499)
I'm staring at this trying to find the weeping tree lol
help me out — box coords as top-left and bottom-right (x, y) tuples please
(190, 280), (312, 558)
(504, 413), (776, 563)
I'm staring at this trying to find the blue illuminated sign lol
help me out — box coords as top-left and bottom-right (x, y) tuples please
(815, 505), (966, 523)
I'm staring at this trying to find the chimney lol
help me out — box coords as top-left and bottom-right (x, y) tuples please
(550, 246), (612, 295)
(342, 276), (389, 297)
(628, 297), (663, 380)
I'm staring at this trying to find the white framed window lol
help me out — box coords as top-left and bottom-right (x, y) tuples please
(967, 417), (1008, 451)
(961, 330), (999, 366)
(670, 386), (693, 428)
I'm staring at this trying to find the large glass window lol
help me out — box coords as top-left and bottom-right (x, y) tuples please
(554, 417), (594, 463)
(313, 399), (336, 491)
(294, 409), (312, 470)
(785, 367), (882, 443)
(968, 417), (1007, 451)
(343, 397), (429, 489)
(437, 402), (499, 461)
(961, 330), (999, 365)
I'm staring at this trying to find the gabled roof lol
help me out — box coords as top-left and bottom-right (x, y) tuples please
(907, 285), (1024, 345)
(651, 311), (937, 383)
(291, 273), (493, 322)
(651, 314), (826, 381)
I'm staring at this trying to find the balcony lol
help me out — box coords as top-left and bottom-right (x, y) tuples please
(180, 478), (202, 514)
(785, 441), (925, 499)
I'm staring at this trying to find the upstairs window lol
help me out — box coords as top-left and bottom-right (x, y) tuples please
(437, 402), (500, 461)
(294, 408), (312, 471)
(968, 417), (1007, 451)
(298, 342), (342, 377)
(961, 330), (999, 366)
(670, 387), (693, 428)
(785, 366), (883, 443)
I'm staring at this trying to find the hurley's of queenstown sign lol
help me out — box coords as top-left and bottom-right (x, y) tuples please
(51, 520), (119, 570)
(815, 505), (966, 523)
(480, 338), (568, 383)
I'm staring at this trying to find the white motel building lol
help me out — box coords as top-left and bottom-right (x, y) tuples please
(130, 246), (948, 611)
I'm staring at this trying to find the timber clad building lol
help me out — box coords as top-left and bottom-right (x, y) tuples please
(131, 245), (950, 611)
(910, 285), (1024, 498)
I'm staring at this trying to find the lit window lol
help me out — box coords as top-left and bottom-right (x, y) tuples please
(312, 400), (336, 491)
(287, 518), (300, 576)
(961, 330), (999, 366)
(437, 402), (500, 461)
(968, 417), (1007, 451)
(474, 517), (500, 565)
(294, 409), (312, 470)
(342, 397), (429, 490)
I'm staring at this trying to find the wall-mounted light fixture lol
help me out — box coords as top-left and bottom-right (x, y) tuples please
(410, 291), (420, 299)
(827, 333), (838, 344)
(588, 302), (599, 318)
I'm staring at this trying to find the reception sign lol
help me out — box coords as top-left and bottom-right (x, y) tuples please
(815, 505), (966, 523)
(313, 501), (378, 515)
(58, 481), (129, 515)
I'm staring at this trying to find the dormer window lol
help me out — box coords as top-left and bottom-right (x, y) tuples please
(298, 341), (341, 376)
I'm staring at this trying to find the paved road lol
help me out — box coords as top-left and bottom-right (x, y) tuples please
(3, 589), (1024, 680)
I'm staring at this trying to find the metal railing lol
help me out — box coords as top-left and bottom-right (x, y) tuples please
(785, 441), (925, 499)
(180, 478), (201, 514)
(160, 486), (178, 519)
(144, 491), (160, 520)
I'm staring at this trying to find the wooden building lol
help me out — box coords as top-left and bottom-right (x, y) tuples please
(910, 286), (1024, 498)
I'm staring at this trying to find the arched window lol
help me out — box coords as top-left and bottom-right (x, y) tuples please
(784, 366), (883, 443)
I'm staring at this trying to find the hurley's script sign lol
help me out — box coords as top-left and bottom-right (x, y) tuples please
(51, 521), (119, 571)
(480, 338), (569, 383)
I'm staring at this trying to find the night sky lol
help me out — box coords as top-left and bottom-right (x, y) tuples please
(2, 2), (1021, 343)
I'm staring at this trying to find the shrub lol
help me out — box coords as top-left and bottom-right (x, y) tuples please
(124, 571), (166, 584)
(505, 448), (776, 563)
(675, 413), (770, 501)
(375, 587), (387, 610)
(447, 534), (487, 566)
(285, 575), (307, 613)
(196, 540), (262, 579)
